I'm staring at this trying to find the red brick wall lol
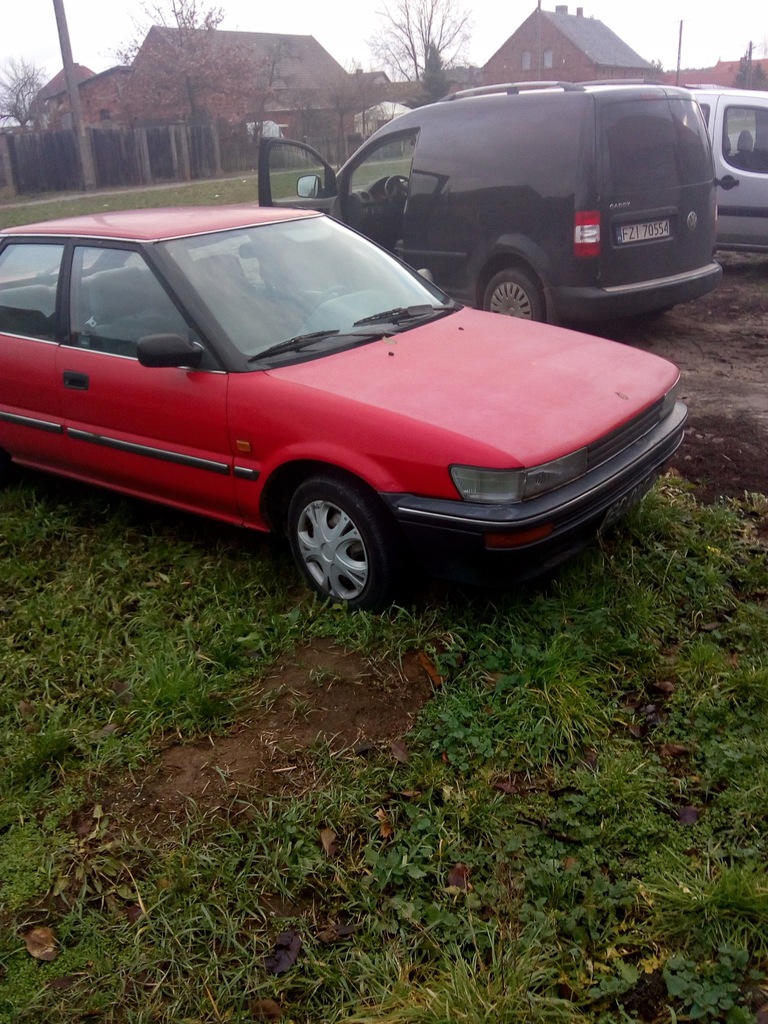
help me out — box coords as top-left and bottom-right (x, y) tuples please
(482, 12), (647, 85)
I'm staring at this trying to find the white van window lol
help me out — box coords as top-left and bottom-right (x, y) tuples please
(724, 106), (768, 174)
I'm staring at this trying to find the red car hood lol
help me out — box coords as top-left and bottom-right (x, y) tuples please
(268, 307), (679, 466)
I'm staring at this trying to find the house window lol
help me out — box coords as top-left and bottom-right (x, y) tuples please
(543, 49), (554, 69)
(522, 50), (532, 70)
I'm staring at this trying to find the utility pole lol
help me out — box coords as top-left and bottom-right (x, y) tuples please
(536, 0), (542, 81)
(51, 0), (96, 191)
(675, 20), (683, 86)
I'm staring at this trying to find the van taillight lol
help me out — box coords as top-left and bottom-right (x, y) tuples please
(574, 211), (601, 257)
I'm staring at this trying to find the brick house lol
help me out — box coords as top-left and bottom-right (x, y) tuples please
(37, 30), (361, 136)
(37, 64), (96, 128)
(482, 5), (652, 85)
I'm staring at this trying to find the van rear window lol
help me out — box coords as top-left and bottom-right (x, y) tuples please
(601, 98), (711, 191)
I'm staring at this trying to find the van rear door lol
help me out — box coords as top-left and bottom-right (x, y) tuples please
(596, 93), (716, 288)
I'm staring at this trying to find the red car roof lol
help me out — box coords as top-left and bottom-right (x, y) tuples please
(3, 205), (319, 242)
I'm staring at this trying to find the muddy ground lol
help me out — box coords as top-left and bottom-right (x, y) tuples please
(94, 252), (768, 828)
(598, 250), (768, 503)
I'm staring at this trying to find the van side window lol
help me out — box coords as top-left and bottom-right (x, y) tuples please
(346, 131), (418, 253)
(0, 243), (63, 341)
(724, 106), (768, 174)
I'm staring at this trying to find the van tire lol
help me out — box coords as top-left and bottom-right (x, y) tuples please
(483, 268), (545, 321)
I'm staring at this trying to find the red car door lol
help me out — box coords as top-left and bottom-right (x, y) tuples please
(0, 241), (68, 471)
(58, 245), (238, 522)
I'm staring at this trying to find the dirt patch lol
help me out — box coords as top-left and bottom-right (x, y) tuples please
(596, 252), (768, 504)
(101, 640), (434, 834)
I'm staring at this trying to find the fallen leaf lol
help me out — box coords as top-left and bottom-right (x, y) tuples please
(494, 778), (520, 795)
(124, 904), (143, 924)
(250, 997), (282, 1020)
(24, 926), (58, 961)
(263, 930), (302, 976)
(316, 922), (358, 944)
(48, 975), (77, 991)
(417, 651), (446, 687)
(677, 806), (700, 825)
(659, 743), (690, 758)
(17, 700), (36, 719)
(627, 722), (647, 738)
(563, 857), (579, 871)
(374, 808), (393, 839)
(754, 1003), (768, 1024)
(652, 680), (676, 695)
(88, 723), (118, 742)
(493, 773), (544, 795)
(446, 863), (470, 889)
(390, 739), (410, 764)
(319, 827), (337, 858)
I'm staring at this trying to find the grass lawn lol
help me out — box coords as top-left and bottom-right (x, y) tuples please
(0, 176), (261, 229)
(1, 187), (768, 1023)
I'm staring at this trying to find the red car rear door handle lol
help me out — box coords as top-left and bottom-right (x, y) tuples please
(63, 370), (89, 391)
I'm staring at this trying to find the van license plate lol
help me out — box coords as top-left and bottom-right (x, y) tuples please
(617, 219), (670, 244)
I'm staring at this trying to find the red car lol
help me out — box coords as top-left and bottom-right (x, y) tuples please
(0, 206), (686, 609)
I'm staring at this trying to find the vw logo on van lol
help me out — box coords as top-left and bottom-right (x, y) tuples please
(686, 211), (698, 232)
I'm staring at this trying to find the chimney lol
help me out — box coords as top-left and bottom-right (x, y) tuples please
(576, 6), (584, 14)
(555, 5), (568, 13)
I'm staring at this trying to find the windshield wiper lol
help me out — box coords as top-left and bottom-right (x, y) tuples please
(353, 303), (455, 327)
(248, 329), (340, 362)
(250, 327), (384, 362)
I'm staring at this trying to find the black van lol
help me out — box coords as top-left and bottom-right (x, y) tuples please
(258, 81), (721, 323)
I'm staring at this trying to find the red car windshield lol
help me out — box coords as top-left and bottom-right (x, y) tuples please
(160, 216), (449, 360)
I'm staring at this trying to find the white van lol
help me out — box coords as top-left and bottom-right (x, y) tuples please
(693, 87), (768, 251)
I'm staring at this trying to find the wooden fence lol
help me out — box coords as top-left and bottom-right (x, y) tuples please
(0, 122), (345, 197)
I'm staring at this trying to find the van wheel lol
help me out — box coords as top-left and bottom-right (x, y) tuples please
(287, 474), (402, 610)
(484, 269), (544, 321)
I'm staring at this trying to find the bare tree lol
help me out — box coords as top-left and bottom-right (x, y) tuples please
(368, 0), (471, 82)
(0, 58), (46, 127)
(116, 0), (256, 123)
(325, 66), (387, 155)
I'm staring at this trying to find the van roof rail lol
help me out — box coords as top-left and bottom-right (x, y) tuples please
(577, 78), (665, 87)
(442, 81), (584, 101)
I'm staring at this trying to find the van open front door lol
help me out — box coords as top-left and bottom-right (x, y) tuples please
(257, 139), (337, 212)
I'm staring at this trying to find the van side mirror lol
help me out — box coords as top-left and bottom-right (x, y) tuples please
(716, 174), (740, 191)
(297, 174), (322, 199)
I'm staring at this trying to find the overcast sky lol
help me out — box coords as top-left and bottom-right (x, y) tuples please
(2, 0), (765, 85)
